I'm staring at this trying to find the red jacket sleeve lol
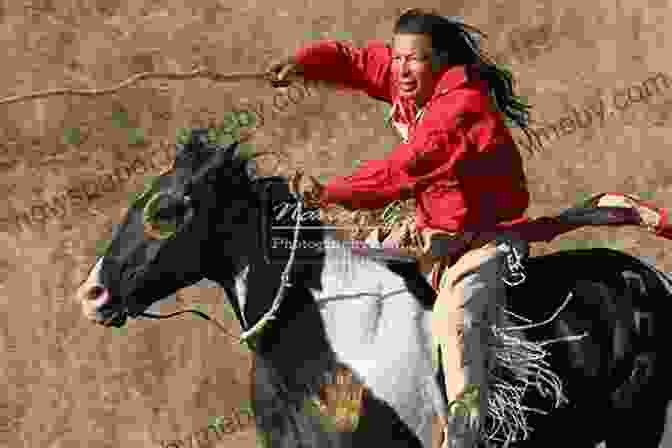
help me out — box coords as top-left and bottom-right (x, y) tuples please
(320, 87), (506, 210)
(321, 148), (415, 210)
(294, 40), (394, 103)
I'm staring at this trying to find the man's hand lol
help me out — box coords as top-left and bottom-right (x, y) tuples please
(290, 169), (326, 209)
(266, 56), (304, 87)
(305, 175), (325, 208)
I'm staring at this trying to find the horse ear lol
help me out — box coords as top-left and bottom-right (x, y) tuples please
(245, 158), (258, 180)
(223, 141), (255, 178)
(225, 140), (241, 160)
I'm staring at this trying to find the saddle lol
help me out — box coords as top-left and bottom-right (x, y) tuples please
(360, 216), (493, 292)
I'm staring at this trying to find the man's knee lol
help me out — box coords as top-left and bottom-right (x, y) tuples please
(431, 302), (463, 338)
(434, 278), (498, 332)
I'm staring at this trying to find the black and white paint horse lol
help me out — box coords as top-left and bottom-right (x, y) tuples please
(76, 130), (671, 447)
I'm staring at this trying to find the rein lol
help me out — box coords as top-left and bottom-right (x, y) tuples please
(239, 187), (303, 343)
(128, 178), (304, 347)
(137, 307), (242, 342)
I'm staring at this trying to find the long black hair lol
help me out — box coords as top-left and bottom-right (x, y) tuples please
(393, 8), (542, 154)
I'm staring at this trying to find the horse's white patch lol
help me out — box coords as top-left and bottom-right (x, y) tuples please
(194, 279), (220, 289)
(233, 265), (250, 328)
(84, 257), (104, 286)
(306, 236), (436, 446)
(77, 257), (105, 318)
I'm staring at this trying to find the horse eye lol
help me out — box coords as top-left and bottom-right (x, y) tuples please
(143, 192), (194, 240)
(154, 199), (189, 221)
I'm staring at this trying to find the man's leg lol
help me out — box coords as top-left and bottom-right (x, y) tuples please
(431, 240), (506, 447)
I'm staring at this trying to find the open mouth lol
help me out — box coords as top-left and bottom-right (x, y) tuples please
(400, 82), (417, 92)
(86, 288), (127, 327)
(102, 313), (127, 328)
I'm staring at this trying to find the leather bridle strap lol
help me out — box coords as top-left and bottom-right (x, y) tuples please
(137, 306), (241, 342)
(125, 176), (303, 348)
(239, 184), (303, 343)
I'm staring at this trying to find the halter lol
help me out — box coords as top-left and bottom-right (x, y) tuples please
(122, 176), (304, 348)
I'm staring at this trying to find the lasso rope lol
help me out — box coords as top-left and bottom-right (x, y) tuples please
(0, 66), (287, 106)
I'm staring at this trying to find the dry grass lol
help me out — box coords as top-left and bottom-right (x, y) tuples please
(2, 1), (672, 447)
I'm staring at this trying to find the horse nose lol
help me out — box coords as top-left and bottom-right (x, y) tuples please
(76, 258), (108, 318)
(78, 283), (106, 302)
(77, 283), (113, 321)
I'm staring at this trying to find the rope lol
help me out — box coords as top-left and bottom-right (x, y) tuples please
(239, 195), (303, 343)
(138, 308), (241, 341)
(0, 66), (289, 106)
(135, 194), (304, 348)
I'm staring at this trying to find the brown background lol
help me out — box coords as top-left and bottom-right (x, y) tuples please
(1, 0), (672, 446)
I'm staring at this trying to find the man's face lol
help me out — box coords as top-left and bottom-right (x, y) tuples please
(391, 33), (437, 106)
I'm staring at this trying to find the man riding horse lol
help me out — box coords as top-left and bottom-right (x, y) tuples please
(72, 8), (672, 448)
(268, 8), (541, 447)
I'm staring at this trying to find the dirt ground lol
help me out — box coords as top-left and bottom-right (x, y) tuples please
(2, 0), (672, 447)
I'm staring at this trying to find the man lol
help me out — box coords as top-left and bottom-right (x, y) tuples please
(267, 9), (536, 447)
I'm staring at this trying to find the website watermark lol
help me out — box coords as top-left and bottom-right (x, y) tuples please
(157, 405), (255, 448)
(515, 72), (672, 152)
(215, 78), (319, 134)
(0, 79), (320, 234)
(266, 229), (420, 264)
(155, 363), (367, 446)
(266, 197), (417, 263)
(0, 140), (174, 233)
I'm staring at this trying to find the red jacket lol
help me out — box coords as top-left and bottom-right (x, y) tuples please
(294, 40), (530, 233)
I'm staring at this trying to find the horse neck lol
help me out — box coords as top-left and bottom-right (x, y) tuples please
(243, 228), (404, 363)
(238, 225), (333, 324)
(239, 224), (389, 332)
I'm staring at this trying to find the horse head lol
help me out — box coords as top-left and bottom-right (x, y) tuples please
(75, 129), (264, 329)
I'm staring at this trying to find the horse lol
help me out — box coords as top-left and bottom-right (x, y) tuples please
(75, 129), (671, 447)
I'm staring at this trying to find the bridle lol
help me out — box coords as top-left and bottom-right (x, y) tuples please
(120, 175), (304, 348)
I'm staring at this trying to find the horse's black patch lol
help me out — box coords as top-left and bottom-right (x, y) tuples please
(91, 126), (672, 448)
